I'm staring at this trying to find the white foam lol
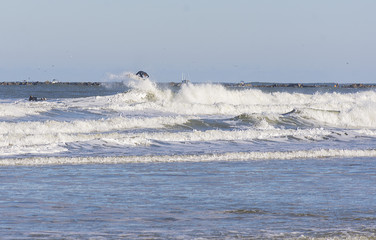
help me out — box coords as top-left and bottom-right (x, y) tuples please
(296, 99), (376, 128)
(96, 79), (376, 128)
(0, 126), (330, 147)
(0, 101), (53, 118)
(32, 78), (375, 129)
(0, 116), (189, 155)
(0, 122), (334, 156)
(1, 148), (375, 166)
(0, 144), (67, 156)
(131, 127), (331, 142)
(0, 116), (188, 135)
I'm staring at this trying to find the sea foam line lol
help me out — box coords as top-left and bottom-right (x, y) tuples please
(0, 116), (189, 135)
(0, 127), (332, 149)
(1, 149), (375, 166)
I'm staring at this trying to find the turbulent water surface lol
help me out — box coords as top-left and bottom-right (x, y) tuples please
(0, 77), (375, 239)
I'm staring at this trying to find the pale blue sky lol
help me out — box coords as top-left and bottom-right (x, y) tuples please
(1, 0), (375, 83)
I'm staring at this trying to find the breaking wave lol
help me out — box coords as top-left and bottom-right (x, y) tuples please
(99, 77), (376, 128)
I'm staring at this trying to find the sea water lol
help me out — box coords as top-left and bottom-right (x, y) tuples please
(0, 76), (375, 239)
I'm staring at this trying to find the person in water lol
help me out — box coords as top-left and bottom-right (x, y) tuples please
(29, 96), (46, 101)
(135, 71), (149, 79)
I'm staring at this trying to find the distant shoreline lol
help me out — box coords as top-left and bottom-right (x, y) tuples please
(1, 81), (376, 88)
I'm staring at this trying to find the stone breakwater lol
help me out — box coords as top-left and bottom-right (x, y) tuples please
(226, 83), (376, 88)
(1, 81), (376, 88)
(170, 82), (376, 88)
(0, 81), (101, 86)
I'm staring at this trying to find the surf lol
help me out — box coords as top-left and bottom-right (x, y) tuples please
(104, 76), (376, 129)
(1, 148), (376, 166)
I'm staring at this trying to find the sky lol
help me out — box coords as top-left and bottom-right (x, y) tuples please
(0, 0), (375, 83)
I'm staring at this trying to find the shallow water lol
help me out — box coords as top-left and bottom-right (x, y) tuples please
(1, 158), (375, 239)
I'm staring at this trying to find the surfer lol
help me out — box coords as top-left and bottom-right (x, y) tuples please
(135, 71), (149, 79)
(29, 96), (46, 101)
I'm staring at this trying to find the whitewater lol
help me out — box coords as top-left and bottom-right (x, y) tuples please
(1, 77), (376, 162)
(1, 75), (376, 239)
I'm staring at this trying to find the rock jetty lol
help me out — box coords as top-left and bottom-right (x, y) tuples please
(169, 82), (376, 88)
(0, 81), (101, 86)
(1, 81), (375, 89)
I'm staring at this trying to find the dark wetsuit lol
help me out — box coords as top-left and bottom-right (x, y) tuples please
(136, 71), (149, 78)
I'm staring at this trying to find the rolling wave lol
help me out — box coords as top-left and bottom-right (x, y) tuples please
(2, 117), (375, 157)
(99, 78), (376, 128)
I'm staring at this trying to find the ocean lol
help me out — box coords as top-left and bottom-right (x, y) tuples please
(0, 76), (375, 239)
